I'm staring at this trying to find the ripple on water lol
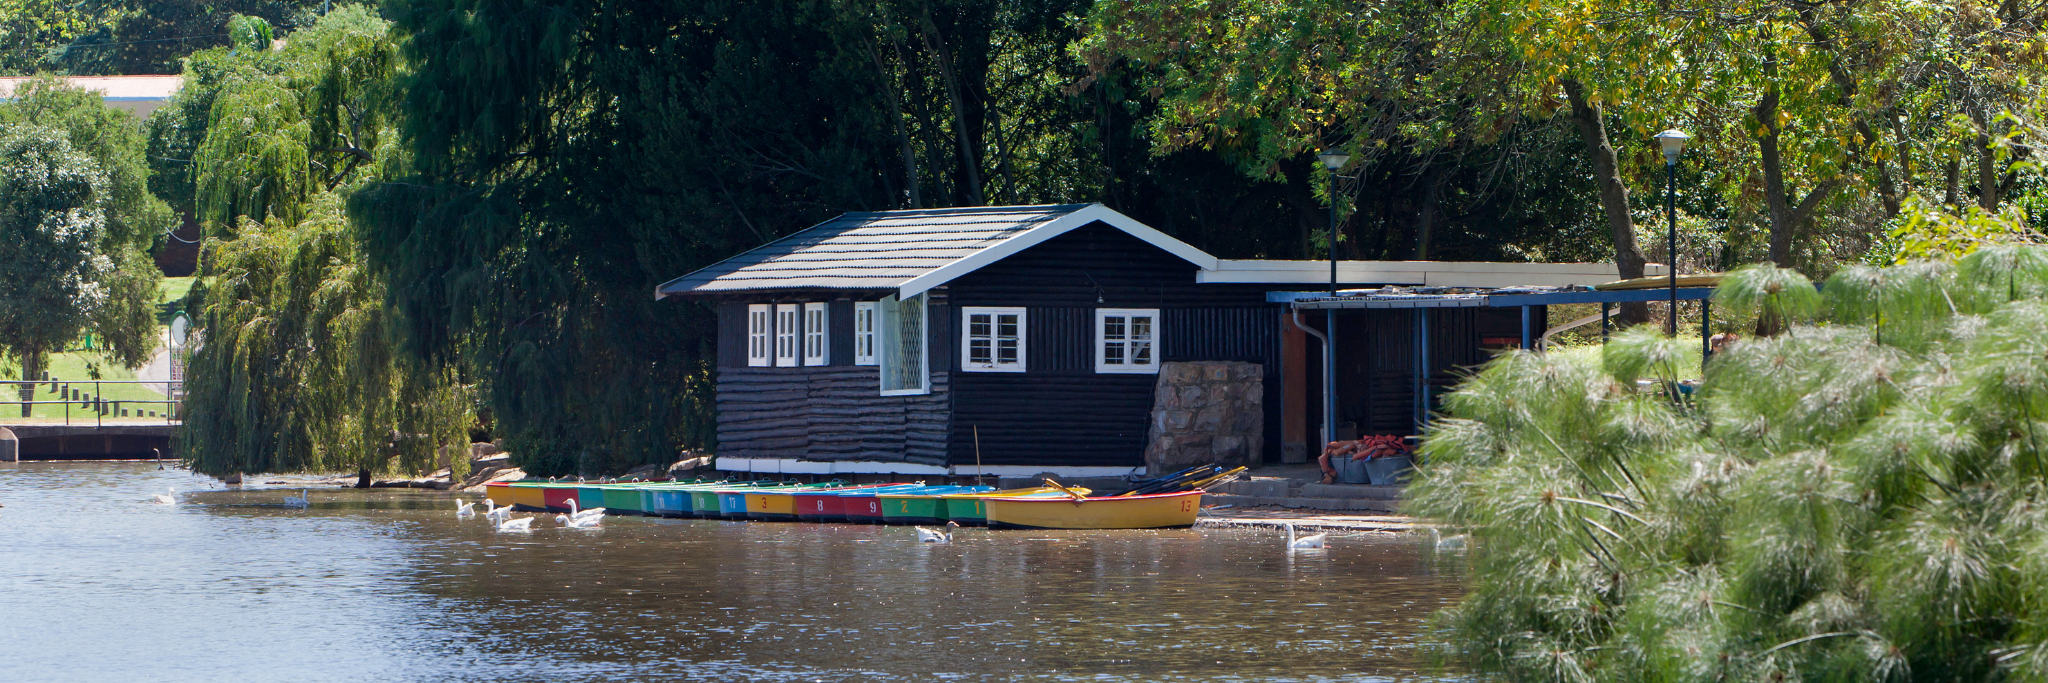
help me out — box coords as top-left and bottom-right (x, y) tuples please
(0, 462), (1464, 682)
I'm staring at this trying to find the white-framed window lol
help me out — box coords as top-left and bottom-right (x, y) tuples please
(853, 302), (878, 366)
(1095, 308), (1159, 374)
(878, 293), (929, 395)
(774, 304), (800, 367)
(803, 302), (829, 366)
(746, 304), (771, 367)
(961, 307), (1026, 372)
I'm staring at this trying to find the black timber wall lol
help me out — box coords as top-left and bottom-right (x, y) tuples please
(713, 294), (954, 464)
(946, 223), (1281, 469)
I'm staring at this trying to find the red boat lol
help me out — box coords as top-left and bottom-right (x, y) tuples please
(793, 484), (922, 523)
(541, 484), (583, 512)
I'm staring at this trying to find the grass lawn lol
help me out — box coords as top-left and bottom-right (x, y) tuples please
(2, 351), (175, 421)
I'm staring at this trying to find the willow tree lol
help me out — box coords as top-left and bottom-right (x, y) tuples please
(170, 9), (470, 481)
(1409, 247), (2048, 680)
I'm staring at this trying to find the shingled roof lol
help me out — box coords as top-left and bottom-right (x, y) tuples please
(655, 203), (1217, 300)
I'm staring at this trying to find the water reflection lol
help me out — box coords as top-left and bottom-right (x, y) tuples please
(0, 462), (1462, 681)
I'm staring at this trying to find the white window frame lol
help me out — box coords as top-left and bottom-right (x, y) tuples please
(1095, 308), (1160, 374)
(960, 307), (1027, 372)
(803, 302), (829, 366)
(878, 293), (930, 396)
(853, 302), (878, 366)
(746, 304), (771, 367)
(774, 304), (800, 367)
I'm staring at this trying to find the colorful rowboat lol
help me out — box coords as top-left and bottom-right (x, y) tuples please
(983, 490), (1204, 530)
(717, 482), (843, 519)
(743, 483), (901, 521)
(541, 484), (584, 512)
(484, 482), (516, 509)
(937, 487), (1091, 526)
(577, 484), (608, 513)
(793, 484), (926, 522)
(510, 482), (549, 511)
(838, 485), (963, 523)
(877, 486), (995, 525)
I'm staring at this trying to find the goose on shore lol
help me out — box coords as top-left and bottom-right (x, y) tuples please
(151, 487), (176, 505)
(1284, 522), (1326, 550)
(915, 521), (960, 543)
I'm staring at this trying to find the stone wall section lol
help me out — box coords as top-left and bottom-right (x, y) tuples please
(1143, 361), (1264, 474)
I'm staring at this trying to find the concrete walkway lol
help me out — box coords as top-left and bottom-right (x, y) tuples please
(1198, 508), (1423, 533)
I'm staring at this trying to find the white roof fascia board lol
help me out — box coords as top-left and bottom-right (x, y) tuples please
(829, 461), (951, 475)
(896, 204), (1218, 299)
(1198, 260), (1669, 288)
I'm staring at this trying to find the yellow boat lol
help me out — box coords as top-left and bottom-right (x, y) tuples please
(511, 482), (549, 511)
(983, 490), (1203, 530)
(939, 486), (1089, 526)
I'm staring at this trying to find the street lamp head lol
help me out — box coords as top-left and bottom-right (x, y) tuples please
(1654, 129), (1690, 165)
(1317, 148), (1350, 171)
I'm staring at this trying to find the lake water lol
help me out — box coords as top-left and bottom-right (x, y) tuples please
(0, 462), (1463, 682)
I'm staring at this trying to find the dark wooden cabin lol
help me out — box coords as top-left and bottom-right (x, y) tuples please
(656, 204), (1621, 476)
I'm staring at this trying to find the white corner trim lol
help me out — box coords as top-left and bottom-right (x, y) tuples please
(897, 204), (1219, 298)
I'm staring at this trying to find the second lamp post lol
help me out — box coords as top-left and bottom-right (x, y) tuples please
(1654, 129), (1689, 336)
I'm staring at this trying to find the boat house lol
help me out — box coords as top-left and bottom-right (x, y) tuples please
(656, 204), (1652, 478)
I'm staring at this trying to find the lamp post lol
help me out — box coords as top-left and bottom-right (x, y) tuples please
(1654, 129), (1689, 336)
(1317, 148), (1349, 447)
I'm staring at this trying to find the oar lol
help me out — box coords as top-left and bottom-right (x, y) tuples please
(1044, 478), (1088, 501)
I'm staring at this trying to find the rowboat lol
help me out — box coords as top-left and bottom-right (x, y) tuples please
(510, 482), (549, 511)
(744, 483), (901, 521)
(577, 484), (608, 514)
(877, 486), (995, 525)
(645, 482), (731, 517)
(839, 485), (964, 523)
(483, 482), (516, 509)
(938, 487), (1091, 526)
(718, 483), (841, 519)
(983, 490), (1204, 529)
(541, 483), (585, 512)
(793, 484), (926, 522)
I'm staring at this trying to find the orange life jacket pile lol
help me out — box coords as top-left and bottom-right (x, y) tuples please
(1322, 434), (1413, 461)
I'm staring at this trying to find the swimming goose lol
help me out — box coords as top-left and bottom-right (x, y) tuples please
(564, 499), (606, 520)
(151, 487), (176, 505)
(915, 521), (960, 543)
(494, 515), (535, 531)
(283, 489), (310, 508)
(483, 499), (510, 522)
(1431, 527), (1469, 551)
(456, 500), (476, 517)
(555, 512), (603, 528)
(1284, 522), (1326, 550)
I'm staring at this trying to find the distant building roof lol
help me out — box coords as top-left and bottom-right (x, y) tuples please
(0, 75), (182, 117)
(655, 203), (1217, 300)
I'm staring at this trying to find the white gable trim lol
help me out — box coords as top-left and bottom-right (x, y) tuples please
(896, 204), (1219, 299)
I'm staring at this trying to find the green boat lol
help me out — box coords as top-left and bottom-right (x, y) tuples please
(878, 486), (994, 525)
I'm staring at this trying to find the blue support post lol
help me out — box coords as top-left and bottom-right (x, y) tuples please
(1520, 305), (1532, 351)
(1324, 309), (1337, 447)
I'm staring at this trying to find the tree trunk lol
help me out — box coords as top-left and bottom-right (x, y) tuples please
(1977, 111), (2000, 210)
(872, 35), (921, 208)
(1561, 79), (1649, 325)
(1756, 78), (1840, 267)
(19, 350), (43, 418)
(919, 7), (983, 206)
(1945, 155), (1962, 210)
(357, 467), (372, 489)
(1414, 167), (1441, 260)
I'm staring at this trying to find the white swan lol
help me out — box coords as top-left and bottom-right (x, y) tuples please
(1284, 522), (1326, 550)
(151, 487), (176, 505)
(455, 500), (476, 517)
(555, 512), (602, 528)
(1431, 527), (1469, 552)
(494, 515), (535, 531)
(564, 499), (606, 520)
(915, 521), (960, 543)
(283, 489), (310, 508)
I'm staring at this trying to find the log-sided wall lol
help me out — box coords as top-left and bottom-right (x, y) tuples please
(945, 224), (1282, 469)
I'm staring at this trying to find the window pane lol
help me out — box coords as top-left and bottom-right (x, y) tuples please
(970, 338), (991, 364)
(996, 314), (1017, 338)
(969, 314), (990, 338)
(1131, 316), (1152, 340)
(1103, 316), (1126, 340)
(997, 338), (1017, 363)
(1132, 340), (1151, 365)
